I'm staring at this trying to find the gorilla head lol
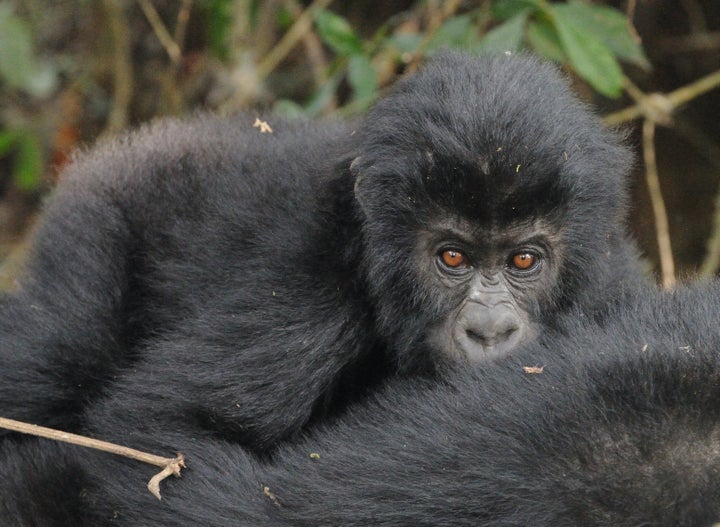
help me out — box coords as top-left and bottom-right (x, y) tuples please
(351, 53), (636, 368)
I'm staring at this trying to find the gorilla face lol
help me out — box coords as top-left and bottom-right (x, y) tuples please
(417, 216), (564, 362)
(352, 53), (634, 367)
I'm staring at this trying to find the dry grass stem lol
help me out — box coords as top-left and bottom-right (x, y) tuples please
(0, 417), (185, 500)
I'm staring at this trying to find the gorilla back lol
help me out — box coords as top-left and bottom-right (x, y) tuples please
(3, 282), (720, 527)
(0, 52), (642, 452)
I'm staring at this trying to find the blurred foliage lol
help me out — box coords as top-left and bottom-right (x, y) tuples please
(487, 0), (650, 96)
(0, 0), (648, 167)
(0, 0), (719, 279)
(0, 2), (56, 96)
(0, 0), (648, 194)
(0, 130), (41, 192)
(205, 0), (235, 60)
(270, 0), (648, 116)
(0, 1), (56, 191)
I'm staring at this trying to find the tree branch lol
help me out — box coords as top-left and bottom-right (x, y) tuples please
(256, 0), (334, 82)
(137, 0), (182, 64)
(642, 119), (675, 288)
(604, 69), (720, 126)
(603, 72), (720, 283)
(0, 417), (185, 500)
(103, 0), (133, 134)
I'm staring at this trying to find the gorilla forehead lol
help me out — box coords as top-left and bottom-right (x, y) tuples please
(362, 52), (598, 159)
(354, 52), (630, 226)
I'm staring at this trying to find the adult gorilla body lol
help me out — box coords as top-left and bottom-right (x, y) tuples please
(0, 53), (641, 453)
(3, 283), (720, 526)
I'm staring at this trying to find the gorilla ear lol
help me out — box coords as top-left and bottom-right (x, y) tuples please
(351, 156), (370, 213)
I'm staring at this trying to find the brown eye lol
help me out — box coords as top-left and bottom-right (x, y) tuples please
(510, 252), (537, 271)
(440, 250), (469, 268)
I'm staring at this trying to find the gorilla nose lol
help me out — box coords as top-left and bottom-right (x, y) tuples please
(457, 305), (523, 361)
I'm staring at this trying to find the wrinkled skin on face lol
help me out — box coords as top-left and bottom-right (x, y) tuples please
(419, 217), (563, 362)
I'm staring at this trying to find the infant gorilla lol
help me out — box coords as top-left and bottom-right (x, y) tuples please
(0, 52), (642, 454)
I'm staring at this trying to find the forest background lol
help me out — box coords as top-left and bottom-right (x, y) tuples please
(0, 0), (719, 288)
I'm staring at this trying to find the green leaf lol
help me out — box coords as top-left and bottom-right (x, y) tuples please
(564, 1), (649, 69)
(491, 0), (540, 21)
(314, 9), (363, 57)
(0, 130), (18, 156)
(385, 32), (423, 55)
(276, 5), (294, 29)
(206, 0), (234, 60)
(478, 12), (528, 54)
(526, 17), (566, 62)
(550, 4), (624, 98)
(273, 99), (307, 119)
(347, 54), (378, 105)
(0, 3), (36, 89)
(13, 133), (42, 191)
(427, 15), (478, 51)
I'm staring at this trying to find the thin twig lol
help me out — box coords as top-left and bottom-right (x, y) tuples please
(621, 76), (673, 126)
(669, 119), (720, 275)
(282, 0), (329, 91)
(604, 71), (720, 280)
(138, 0), (182, 64)
(700, 188), (720, 277)
(174, 0), (193, 48)
(642, 119), (675, 289)
(625, 0), (641, 44)
(667, 69), (720, 110)
(405, 0), (463, 73)
(256, 0), (334, 82)
(160, 0), (193, 114)
(604, 69), (720, 125)
(0, 417), (185, 500)
(103, 0), (133, 134)
(657, 32), (720, 54)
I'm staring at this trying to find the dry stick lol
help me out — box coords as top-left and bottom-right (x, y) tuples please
(625, 0), (640, 44)
(0, 417), (185, 500)
(405, 0), (463, 73)
(256, 0), (335, 83)
(174, 0), (193, 49)
(137, 0), (182, 64)
(642, 119), (676, 289)
(610, 78), (676, 287)
(283, 0), (329, 93)
(604, 71), (720, 284)
(161, 0), (194, 114)
(604, 69), (720, 126)
(103, 0), (133, 135)
(700, 186), (720, 277)
(220, 0), (334, 113)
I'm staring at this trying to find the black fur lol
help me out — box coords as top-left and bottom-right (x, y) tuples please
(0, 53), (642, 453)
(3, 282), (720, 526)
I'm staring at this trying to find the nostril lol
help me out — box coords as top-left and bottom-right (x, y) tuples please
(466, 320), (519, 346)
(499, 326), (519, 342)
(466, 329), (489, 345)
